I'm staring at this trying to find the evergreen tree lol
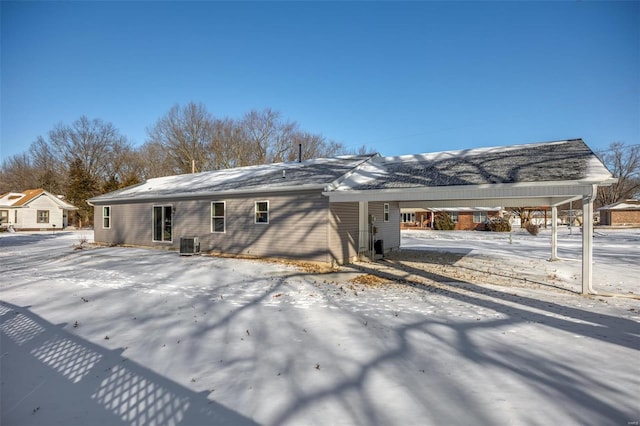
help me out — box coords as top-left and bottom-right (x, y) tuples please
(434, 212), (456, 230)
(67, 158), (99, 227)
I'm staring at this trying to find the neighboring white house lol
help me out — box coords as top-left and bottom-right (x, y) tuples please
(0, 189), (78, 231)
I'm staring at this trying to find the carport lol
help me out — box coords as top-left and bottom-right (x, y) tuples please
(324, 139), (616, 295)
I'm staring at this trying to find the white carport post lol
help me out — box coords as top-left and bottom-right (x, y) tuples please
(582, 186), (596, 295)
(550, 206), (558, 261)
(358, 201), (369, 258)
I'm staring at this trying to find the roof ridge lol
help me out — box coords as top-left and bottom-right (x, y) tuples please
(380, 139), (584, 162)
(323, 153), (380, 192)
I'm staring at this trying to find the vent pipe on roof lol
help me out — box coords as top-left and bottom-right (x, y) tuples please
(298, 144), (302, 163)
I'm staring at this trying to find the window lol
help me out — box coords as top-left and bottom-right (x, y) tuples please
(473, 211), (488, 223)
(401, 213), (415, 223)
(37, 210), (49, 224)
(383, 203), (390, 222)
(255, 201), (269, 224)
(0, 210), (8, 225)
(103, 206), (111, 229)
(152, 205), (173, 242)
(211, 202), (225, 233)
(450, 212), (458, 223)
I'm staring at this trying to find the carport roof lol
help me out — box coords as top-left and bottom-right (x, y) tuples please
(325, 139), (616, 207)
(90, 138), (615, 208)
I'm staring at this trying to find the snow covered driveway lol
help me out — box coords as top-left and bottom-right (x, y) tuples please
(1, 231), (639, 425)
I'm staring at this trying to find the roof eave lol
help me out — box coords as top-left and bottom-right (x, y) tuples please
(89, 183), (328, 204)
(324, 179), (612, 203)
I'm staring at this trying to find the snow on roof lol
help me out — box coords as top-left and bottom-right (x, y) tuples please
(331, 139), (614, 191)
(598, 199), (640, 211)
(400, 207), (502, 213)
(0, 189), (78, 209)
(90, 155), (375, 203)
(0, 192), (26, 207)
(89, 139), (615, 204)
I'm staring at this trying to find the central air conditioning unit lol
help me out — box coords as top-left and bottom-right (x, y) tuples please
(179, 237), (200, 255)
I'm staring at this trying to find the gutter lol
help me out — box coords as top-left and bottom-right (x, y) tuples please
(88, 183), (328, 204)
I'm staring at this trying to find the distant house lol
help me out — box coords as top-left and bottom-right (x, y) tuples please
(598, 200), (640, 226)
(89, 139), (615, 266)
(0, 189), (78, 231)
(400, 207), (501, 230)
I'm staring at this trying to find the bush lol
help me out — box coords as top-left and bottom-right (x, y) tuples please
(525, 222), (539, 236)
(486, 217), (511, 232)
(434, 212), (455, 230)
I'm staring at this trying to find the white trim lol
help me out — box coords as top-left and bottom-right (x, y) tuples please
(582, 185), (597, 294)
(211, 201), (226, 233)
(102, 206), (111, 229)
(152, 204), (173, 243)
(255, 200), (269, 224)
(324, 182), (602, 204)
(90, 184), (327, 204)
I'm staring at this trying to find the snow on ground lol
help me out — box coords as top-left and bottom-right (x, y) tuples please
(1, 230), (639, 426)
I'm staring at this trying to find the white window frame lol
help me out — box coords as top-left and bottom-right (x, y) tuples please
(401, 213), (415, 223)
(37, 210), (50, 224)
(473, 211), (488, 223)
(211, 201), (226, 233)
(255, 201), (269, 224)
(103, 206), (111, 229)
(383, 203), (390, 222)
(152, 205), (173, 243)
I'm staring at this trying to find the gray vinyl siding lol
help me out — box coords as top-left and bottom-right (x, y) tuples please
(369, 201), (400, 252)
(93, 190), (332, 262)
(329, 202), (359, 264)
(201, 191), (330, 262)
(94, 203), (159, 247)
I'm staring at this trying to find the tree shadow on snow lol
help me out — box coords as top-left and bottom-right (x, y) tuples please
(0, 232), (71, 248)
(0, 301), (258, 426)
(356, 256), (639, 351)
(249, 254), (639, 425)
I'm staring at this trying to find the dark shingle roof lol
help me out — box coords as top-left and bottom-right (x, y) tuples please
(90, 155), (374, 202)
(90, 139), (614, 203)
(333, 139), (611, 191)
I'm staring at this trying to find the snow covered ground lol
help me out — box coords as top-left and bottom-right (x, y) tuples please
(1, 229), (639, 426)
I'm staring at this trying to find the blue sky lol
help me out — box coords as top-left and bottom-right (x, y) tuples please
(1, 1), (638, 162)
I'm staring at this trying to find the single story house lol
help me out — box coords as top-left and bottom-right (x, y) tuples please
(89, 155), (396, 264)
(598, 200), (640, 226)
(89, 139), (616, 294)
(0, 189), (78, 231)
(400, 207), (501, 230)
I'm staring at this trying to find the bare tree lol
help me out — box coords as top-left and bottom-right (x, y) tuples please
(596, 142), (640, 207)
(104, 143), (144, 189)
(507, 207), (534, 228)
(146, 102), (216, 174)
(239, 108), (365, 164)
(0, 153), (39, 193)
(211, 117), (249, 169)
(29, 136), (67, 194)
(43, 116), (129, 182)
(240, 108), (298, 164)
